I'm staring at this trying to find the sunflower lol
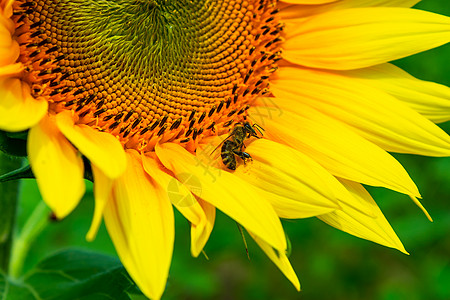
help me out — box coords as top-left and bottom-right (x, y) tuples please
(1, 0), (450, 298)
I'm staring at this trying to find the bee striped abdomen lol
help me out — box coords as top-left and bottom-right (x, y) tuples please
(221, 141), (237, 170)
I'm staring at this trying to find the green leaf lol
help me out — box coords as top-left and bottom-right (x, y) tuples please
(1, 249), (143, 300)
(0, 165), (34, 183)
(0, 272), (37, 300)
(0, 153), (22, 272)
(5, 131), (28, 140)
(0, 130), (27, 157)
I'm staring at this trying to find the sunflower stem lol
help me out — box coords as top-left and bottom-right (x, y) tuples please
(9, 200), (50, 279)
(0, 152), (22, 274)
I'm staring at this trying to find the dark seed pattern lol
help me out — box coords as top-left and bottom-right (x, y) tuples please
(13, 0), (282, 150)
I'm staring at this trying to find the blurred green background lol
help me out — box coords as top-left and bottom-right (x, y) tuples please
(10, 1), (450, 299)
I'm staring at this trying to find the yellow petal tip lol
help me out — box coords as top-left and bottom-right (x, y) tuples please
(409, 196), (432, 222)
(85, 226), (97, 242)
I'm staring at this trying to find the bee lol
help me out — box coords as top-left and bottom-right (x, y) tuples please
(212, 121), (264, 170)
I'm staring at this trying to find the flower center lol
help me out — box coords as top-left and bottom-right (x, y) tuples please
(13, 0), (282, 151)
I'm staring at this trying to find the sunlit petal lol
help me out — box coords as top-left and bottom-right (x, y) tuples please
(156, 142), (287, 251)
(0, 20), (19, 65)
(272, 67), (450, 156)
(319, 178), (408, 254)
(233, 138), (343, 218)
(239, 139), (384, 217)
(0, 78), (47, 132)
(55, 111), (126, 179)
(279, 0), (420, 20)
(250, 231), (301, 291)
(281, 0), (337, 4)
(249, 105), (420, 198)
(336, 63), (450, 123)
(283, 8), (450, 70)
(0, 63), (23, 77)
(28, 115), (85, 219)
(86, 164), (113, 241)
(0, 0), (14, 19)
(141, 154), (215, 257)
(104, 150), (174, 300)
(192, 198), (216, 257)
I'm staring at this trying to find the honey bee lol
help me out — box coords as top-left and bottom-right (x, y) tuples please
(212, 121), (264, 170)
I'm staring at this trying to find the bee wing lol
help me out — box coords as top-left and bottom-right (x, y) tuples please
(210, 134), (234, 155)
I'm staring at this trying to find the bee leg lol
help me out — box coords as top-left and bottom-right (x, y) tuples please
(234, 151), (252, 165)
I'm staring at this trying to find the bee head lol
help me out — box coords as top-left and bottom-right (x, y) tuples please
(243, 122), (264, 138)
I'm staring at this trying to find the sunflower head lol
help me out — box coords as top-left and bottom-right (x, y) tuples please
(13, 0), (282, 154)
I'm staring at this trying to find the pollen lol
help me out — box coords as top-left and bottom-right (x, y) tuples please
(13, 0), (282, 151)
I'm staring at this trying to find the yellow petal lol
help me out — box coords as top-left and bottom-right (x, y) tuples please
(0, 78), (48, 132)
(141, 154), (215, 257)
(86, 164), (113, 241)
(319, 178), (408, 254)
(283, 7), (450, 70)
(0, 63), (23, 77)
(156, 142), (287, 251)
(0, 0), (14, 19)
(249, 105), (420, 198)
(281, 0), (337, 4)
(330, 0), (419, 7)
(272, 67), (450, 156)
(0, 21), (19, 66)
(279, 0), (420, 20)
(28, 115), (85, 219)
(233, 138), (341, 218)
(143, 155), (200, 223)
(55, 110), (126, 179)
(191, 198), (216, 257)
(238, 138), (381, 218)
(409, 195), (432, 222)
(336, 63), (450, 123)
(104, 150), (174, 300)
(250, 231), (301, 291)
